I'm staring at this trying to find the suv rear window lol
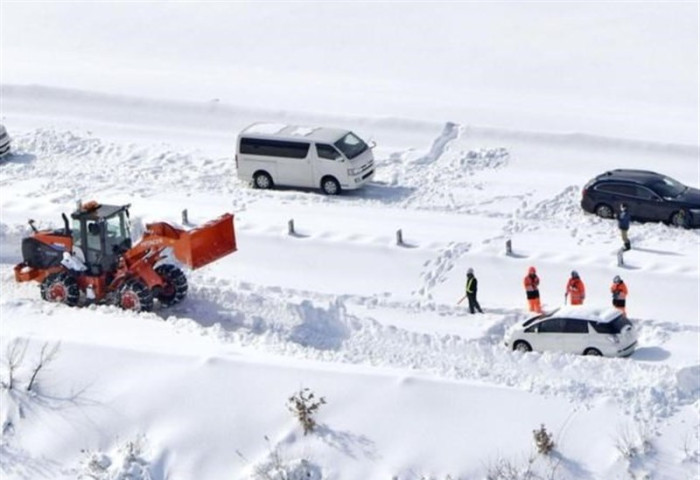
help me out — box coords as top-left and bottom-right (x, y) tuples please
(591, 315), (632, 334)
(594, 183), (637, 196)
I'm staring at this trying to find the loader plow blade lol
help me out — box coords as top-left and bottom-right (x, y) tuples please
(172, 213), (237, 269)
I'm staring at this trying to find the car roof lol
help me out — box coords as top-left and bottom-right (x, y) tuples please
(535, 305), (622, 324)
(240, 122), (350, 144)
(594, 169), (662, 186)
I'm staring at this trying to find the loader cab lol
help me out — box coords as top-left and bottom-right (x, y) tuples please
(70, 202), (132, 274)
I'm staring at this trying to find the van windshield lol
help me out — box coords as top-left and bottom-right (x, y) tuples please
(334, 132), (368, 160)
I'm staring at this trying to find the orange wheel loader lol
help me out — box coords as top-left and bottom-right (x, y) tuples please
(14, 200), (236, 312)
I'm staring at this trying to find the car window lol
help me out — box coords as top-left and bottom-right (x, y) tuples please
(595, 183), (636, 196)
(634, 186), (659, 200)
(316, 143), (342, 161)
(648, 176), (687, 198)
(563, 319), (589, 334)
(590, 315), (632, 334)
(537, 318), (565, 333)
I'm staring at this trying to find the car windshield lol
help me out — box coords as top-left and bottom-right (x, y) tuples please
(591, 315), (632, 334)
(522, 309), (557, 328)
(334, 132), (368, 160)
(649, 176), (687, 198)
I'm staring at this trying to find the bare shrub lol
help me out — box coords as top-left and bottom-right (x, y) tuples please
(236, 436), (322, 480)
(287, 387), (326, 435)
(0, 339), (28, 391)
(681, 425), (700, 463)
(533, 425), (555, 455)
(27, 342), (60, 392)
(614, 422), (654, 460)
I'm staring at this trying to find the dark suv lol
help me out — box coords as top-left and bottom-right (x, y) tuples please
(581, 169), (700, 228)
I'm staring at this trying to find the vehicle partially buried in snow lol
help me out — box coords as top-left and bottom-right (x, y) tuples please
(504, 306), (637, 357)
(581, 169), (700, 228)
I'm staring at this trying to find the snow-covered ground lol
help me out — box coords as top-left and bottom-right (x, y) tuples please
(1, 3), (698, 479)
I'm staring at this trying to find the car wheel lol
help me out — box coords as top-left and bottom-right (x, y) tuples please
(513, 340), (532, 353)
(670, 211), (687, 228)
(253, 172), (273, 190)
(320, 176), (340, 195)
(595, 204), (614, 219)
(584, 348), (602, 356)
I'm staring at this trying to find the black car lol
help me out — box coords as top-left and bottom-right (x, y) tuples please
(581, 169), (700, 228)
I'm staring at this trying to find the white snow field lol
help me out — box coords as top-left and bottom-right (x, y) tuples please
(1, 3), (699, 480)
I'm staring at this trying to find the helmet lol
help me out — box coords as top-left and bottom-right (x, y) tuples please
(571, 270), (579, 278)
(467, 268), (474, 275)
(528, 266), (536, 274)
(613, 275), (622, 283)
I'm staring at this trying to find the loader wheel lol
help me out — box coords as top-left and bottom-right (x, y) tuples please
(155, 264), (188, 307)
(40, 272), (80, 307)
(119, 279), (153, 312)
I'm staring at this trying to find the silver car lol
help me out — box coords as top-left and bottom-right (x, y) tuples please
(504, 306), (637, 357)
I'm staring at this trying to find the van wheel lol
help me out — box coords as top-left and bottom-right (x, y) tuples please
(321, 176), (340, 195)
(584, 348), (602, 356)
(513, 341), (532, 353)
(595, 204), (614, 219)
(253, 172), (273, 190)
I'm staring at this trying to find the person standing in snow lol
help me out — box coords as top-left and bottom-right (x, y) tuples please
(611, 275), (628, 316)
(617, 203), (631, 251)
(465, 268), (483, 314)
(523, 266), (542, 313)
(565, 270), (585, 305)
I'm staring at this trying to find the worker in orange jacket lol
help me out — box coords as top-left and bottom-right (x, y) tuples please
(611, 275), (628, 315)
(523, 266), (542, 313)
(565, 270), (586, 305)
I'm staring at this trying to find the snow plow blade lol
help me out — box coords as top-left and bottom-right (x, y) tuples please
(144, 213), (237, 270)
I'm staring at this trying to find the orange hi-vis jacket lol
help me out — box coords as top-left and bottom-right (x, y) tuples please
(611, 281), (628, 307)
(523, 274), (540, 299)
(566, 277), (586, 305)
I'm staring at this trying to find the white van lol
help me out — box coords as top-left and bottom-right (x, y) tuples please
(235, 123), (375, 195)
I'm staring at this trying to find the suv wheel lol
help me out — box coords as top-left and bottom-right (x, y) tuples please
(584, 348), (602, 356)
(670, 210), (687, 228)
(595, 204), (614, 219)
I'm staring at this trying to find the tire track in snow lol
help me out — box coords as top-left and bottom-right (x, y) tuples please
(158, 275), (691, 426)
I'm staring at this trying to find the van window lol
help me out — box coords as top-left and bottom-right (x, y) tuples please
(334, 132), (368, 160)
(316, 144), (342, 161)
(240, 138), (310, 159)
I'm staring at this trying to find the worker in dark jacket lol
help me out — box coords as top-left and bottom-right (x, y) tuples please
(465, 268), (483, 314)
(617, 203), (631, 251)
